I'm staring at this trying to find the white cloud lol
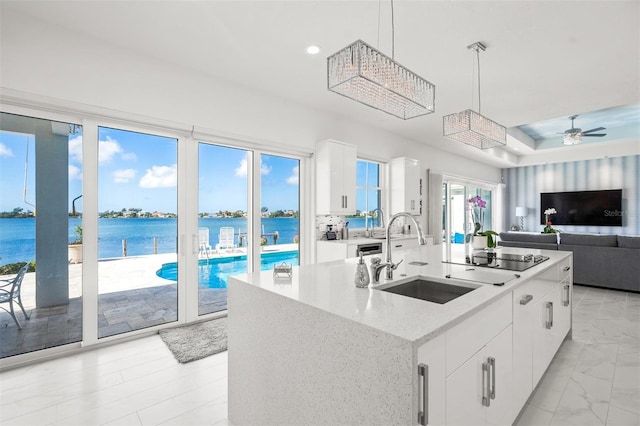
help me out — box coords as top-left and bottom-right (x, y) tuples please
(0, 143), (14, 157)
(113, 168), (137, 183)
(68, 165), (82, 180)
(139, 164), (177, 188)
(99, 136), (123, 164)
(68, 135), (82, 162)
(234, 156), (248, 177)
(121, 152), (137, 161)
(286, 165), (299, 185)
(234, 154), (271, 177)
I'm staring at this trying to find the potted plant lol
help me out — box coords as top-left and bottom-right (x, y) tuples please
(466, 222), (499, 249)
(68, 225), (83, 264)
(542, 208), (557, 233)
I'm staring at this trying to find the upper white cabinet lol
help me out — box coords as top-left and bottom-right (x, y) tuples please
(390, 157), (422, 215)
(316, 139), (356, 215)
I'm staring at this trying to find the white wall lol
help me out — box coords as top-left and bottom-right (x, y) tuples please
(0, 8), (501, 184)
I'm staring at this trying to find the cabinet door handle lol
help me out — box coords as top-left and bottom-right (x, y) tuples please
(520, 294), (533, 305)
(562, 284), (570, 306)
(482, 361), (491, 407)
(489, 357), (496, 400)
(344, 195), (347, 209)
(418, 363), (428, 425)
(545, 301), (553, 329)
(563, 265), (571, 272)
(411, 200), (415, 210)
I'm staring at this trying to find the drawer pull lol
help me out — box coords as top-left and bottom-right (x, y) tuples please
(482, 361), (491, 407)
(520, 294), (533, 305)
(418, 364), (428, 425)
(563, 265), (571, 272)
(489, 357), (496, 400)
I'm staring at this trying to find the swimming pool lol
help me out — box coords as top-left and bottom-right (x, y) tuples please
(155, 250), (299, 288)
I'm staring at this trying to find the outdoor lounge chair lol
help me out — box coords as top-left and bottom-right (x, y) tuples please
(216, 227), (237, 253)
(0, 264), (31, 329)
(198, 227), (214, 257)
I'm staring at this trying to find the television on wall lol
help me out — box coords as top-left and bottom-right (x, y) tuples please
(540, 189), (623, 227)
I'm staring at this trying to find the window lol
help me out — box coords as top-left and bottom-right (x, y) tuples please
(355, 159), (382, 227)
(0, 113), (83, 358)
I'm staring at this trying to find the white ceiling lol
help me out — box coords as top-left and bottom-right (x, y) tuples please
(3, 0), (640, 168)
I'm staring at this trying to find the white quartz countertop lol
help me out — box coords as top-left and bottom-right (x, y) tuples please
(229, 245), (571, 346)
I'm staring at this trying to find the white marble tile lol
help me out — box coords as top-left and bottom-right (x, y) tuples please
(515, 404), (553, 426)
(137, 378), (227, 425)
(590, 319), (624, 344)
(529, 367), (573, 413)
(611, 362), (640, 415)
(102, 412), (143, 426)
(158, 396), (227, 426)
(574, 343), (618, 381)
(606, 404), (640, 425)
(551, 371), (612, 425)
(617, 336), (640, 357)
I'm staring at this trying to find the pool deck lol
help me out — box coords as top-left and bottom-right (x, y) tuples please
(0, 243), (298, 359)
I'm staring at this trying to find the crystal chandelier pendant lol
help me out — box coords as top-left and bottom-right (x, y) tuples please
(327, 40), (435, 119)
(443, 109), (507, 149)
(443, 42), (506, 149)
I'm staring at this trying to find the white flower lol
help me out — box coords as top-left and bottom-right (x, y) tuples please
(544, 208), (557, 215)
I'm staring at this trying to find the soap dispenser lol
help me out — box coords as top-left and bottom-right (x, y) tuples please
(354, 251), (370, 288)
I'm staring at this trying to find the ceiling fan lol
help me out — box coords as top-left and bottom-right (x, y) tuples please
(562, 115), (607, 145)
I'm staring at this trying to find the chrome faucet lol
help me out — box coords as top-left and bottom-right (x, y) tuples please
(367, 208), (385, 237)
(380, 212), (427, 281)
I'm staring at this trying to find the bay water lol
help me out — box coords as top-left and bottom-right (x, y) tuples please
(0, 217), (306, 266)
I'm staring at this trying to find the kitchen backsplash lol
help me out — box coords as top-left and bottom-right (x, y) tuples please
(315, 215), (409, 241)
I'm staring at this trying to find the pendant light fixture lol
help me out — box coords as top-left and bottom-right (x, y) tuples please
(443, 42), (506, 149)
(327, 0), (435, 119)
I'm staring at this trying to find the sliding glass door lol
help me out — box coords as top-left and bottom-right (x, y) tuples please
(442, 179), (495, 259)
(259, 154), (300, 268)
(1, 111), (307, 361)
(197, 143), (249, 316)
(97, 127), (178, 338)
(0, 112), (83, 358)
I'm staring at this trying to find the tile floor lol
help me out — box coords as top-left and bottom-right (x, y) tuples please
(0, 284), (638, 425)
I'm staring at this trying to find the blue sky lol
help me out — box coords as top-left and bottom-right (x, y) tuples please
(0, 128), (300, 214)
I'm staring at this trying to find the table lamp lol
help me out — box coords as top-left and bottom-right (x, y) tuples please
(515, 207), (527, 231)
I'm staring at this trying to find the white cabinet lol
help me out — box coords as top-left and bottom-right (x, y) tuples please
(513, 258), (573, 410)
(316, 140), (356, 215)
(417, 333), (446, 426)
(390, 157), (422, 215)
(532, 265), (572, 385)
(316, 240), (349, 263)
(446, 324), (514, 426)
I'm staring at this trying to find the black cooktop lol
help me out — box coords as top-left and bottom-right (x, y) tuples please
(467, 251), (550, 271)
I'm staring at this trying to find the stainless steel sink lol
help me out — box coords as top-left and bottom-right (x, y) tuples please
(376, 276), (479, 304)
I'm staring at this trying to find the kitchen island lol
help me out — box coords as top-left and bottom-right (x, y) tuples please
(228, 245), (573, 425)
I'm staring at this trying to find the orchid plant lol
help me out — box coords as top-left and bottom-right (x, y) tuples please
(468, 195), (487, 231)
(543, 207), (557, 234)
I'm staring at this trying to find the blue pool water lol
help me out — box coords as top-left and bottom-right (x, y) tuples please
(155, 250), (300, 288)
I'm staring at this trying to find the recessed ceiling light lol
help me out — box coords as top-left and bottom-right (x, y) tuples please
(305, 45), (321, 55)
(513, 147), (520, 151)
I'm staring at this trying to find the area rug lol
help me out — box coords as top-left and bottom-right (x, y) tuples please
(159, 317), (227, 363)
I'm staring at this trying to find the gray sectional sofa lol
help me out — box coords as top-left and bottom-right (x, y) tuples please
(498, 232), (640, 292)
